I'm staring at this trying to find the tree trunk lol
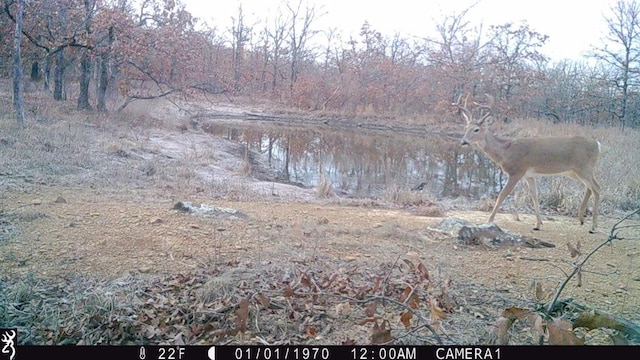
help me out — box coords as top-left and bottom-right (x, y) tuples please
(77, 49), (92, 109)
(12, 0), (25, 126)
(30, 61), (40, 81)
(97, 25), (113, 112)
(77, 0), (94, 110)
(53, 51), (65, 101)
(43, 56), (51, 91)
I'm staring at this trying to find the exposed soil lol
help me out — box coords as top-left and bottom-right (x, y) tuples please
(0, 98), (639, 346)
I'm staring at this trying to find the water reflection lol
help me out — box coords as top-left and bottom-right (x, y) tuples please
(203, 121), (503, 199)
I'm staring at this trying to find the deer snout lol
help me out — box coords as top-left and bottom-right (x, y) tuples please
(461, 139), (470, 146)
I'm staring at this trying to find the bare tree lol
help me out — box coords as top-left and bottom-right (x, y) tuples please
(265, 11), (290, 92)
(231, 4), (251, 92)
(485, 22), (548, 104)
(12, 0), (24, 125)
(285, 0), (318, 95)
(426, 5), (488, 102)
(591, 0), (640, 129)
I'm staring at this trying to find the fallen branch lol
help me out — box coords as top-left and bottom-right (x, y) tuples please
(552, 298), (640, 343)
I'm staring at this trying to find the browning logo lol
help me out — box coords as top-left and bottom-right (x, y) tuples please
(0, 329), (16, 360)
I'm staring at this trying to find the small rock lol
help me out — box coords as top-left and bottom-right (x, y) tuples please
(31, 199), (42, 205)
(190, 224), (200, 229)
(150, 217), (163, 225)
(54, 196), (67, 204)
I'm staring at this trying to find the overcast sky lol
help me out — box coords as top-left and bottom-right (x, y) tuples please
(184, 0), (618, 62)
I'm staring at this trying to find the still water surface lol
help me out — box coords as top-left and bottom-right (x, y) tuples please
(204, 120), (505, 199)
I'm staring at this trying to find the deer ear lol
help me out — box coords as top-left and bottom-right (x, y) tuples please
(478, 116), (494, 127)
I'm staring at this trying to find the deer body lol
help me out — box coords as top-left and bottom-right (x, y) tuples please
(457, 95), (601, 233)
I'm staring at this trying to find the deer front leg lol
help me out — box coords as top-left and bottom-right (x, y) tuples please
(488, 175), (522, 224)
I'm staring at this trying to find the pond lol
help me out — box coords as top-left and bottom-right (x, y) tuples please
(202, 120), (505, 200)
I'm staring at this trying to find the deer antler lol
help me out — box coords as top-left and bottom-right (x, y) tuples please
(453, 93), (472, 123)
(473, 94), (494, 122)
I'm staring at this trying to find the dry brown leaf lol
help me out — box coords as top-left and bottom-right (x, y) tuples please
(301, 274), (312, 289)
(408, 293), (420, 309)
(365, 301), (378, 318)
(372, 277), (382, 294)
(371, 320), (393, 344)
(574, 310), (621, 330)
(235, 299), (249, 333)
(190, 323), (214, 337)
(502, 307), (531, 321)
(257, 293), (271, 310)
(400, 286), (412, 303)
(492, 317), (514, 345)
(527, 314), (545, 341)
(306, 326), (317, 339)
(547, 318), (584, 345)
(417, 262), (430, 281)
(283, 286), (295, 297)
(402, 259), (416, 272)
(400, 311), (413, 329)
(429, 298), (446, 322)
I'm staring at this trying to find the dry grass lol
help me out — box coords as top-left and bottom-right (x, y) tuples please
(383, 185), (437, 207)
(236, 146), (252, 176)
(316, 171), (335, 198)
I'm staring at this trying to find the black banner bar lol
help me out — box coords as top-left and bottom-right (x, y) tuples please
(11, 345), (639, 360)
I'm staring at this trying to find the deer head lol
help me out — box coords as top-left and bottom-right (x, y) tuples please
(454, 94), (495, 146)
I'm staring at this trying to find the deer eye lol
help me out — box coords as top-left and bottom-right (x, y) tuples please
(473, 128), (480, 133)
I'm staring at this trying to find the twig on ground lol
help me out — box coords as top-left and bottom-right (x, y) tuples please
(546, 208), (640, 313)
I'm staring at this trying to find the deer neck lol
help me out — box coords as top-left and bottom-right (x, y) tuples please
(480, 130), (511, 165)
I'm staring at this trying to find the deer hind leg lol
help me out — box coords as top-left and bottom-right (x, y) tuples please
(525, 177), (542, 230)
(578, 188), (592, 225)
(577, 174), (600, 233)
(488, 174), (522, 224)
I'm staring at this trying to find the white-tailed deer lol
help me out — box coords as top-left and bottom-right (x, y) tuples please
(454, 94), (601, 233)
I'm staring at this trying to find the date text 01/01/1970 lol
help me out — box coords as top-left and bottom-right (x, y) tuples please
(228, 346), (420, 360)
